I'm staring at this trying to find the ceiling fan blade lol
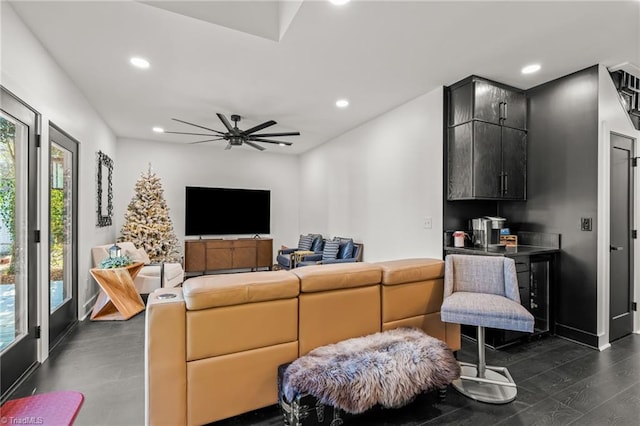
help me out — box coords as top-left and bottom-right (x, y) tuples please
(248, 137), (293, 146)
(249, 131), (300, 137)
(216, 113), (234, 132)
(187, 137), (225, 144)
(242, 120), (277, 135)
(165, 131), (218, 136)
(224, 143), (232, 150)
(244, 140), (266, 151)
(172, 118), (224, 134)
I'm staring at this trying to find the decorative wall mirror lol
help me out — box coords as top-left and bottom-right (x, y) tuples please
(96, 150), (113, 227)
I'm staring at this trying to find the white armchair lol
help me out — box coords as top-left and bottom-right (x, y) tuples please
(91, 242), (184, 294)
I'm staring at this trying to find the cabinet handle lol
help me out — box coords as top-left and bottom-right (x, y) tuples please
(504, 102), (508, 120)
(504, 173), (508, 195)
(610, 245), (624, 251)
(499, 102), (504, 121)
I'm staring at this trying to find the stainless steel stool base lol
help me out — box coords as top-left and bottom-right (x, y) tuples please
(452, 363), (517, 404)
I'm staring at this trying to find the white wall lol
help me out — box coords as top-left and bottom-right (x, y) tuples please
(114, 138), (300, 256)
(298, 87), (444, 262)
(596, 64), (640, 348)
(1, 3), (118, 358)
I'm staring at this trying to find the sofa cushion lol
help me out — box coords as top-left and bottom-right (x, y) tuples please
(115, 242), (138, 257)
(125, 247), (151, 264)
(298, 235), (314, 251)
(292, 262), (381, 293)
(134, 262), (184, 293)
(141, 263), (183, 281)
(183, 271), (300, 310)
(137, 248), (152, 264)
(376, 258), (445, 285)
(337, 239), (354, 259)
(381, 279), (444, 323)
(321, 240), (340, 261)
(276, 253), (293, 269)
(186, 298), (298, 360)
(310, 236), (324, 252)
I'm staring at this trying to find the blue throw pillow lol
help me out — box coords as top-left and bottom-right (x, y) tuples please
(322, 240), (340, 260)
(298, 234), (313, 251)
(337, 239), (354, 259)
(310, 235), (324, 252)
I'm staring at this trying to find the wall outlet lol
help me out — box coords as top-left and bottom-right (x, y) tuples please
(581, 217), (592, 231)
(423, 217), (432, 229)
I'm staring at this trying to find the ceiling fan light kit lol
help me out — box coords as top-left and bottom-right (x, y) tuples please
(165, 113), (300, 151)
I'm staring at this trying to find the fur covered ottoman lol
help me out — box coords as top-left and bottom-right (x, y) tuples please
(278, 327), (460, 425)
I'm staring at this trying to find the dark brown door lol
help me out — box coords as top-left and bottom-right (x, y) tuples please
(610, 132), (634, 342)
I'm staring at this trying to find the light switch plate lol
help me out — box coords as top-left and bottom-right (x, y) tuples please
(581, 217), (592, 231)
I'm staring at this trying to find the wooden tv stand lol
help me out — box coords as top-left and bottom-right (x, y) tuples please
(184, 238), (273, 274)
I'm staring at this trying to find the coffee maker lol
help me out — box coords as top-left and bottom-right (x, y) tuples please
(471, 216), (507, 248)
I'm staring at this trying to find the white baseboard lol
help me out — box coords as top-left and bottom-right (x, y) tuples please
(80, 293), (98, 320)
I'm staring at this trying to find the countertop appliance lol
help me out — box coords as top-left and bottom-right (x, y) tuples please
(471, 216), (507, 248)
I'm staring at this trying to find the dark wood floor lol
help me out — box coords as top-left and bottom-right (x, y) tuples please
(10, 313), (640, 426)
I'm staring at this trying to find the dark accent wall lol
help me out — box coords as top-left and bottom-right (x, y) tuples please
(501, 65), (600, 347)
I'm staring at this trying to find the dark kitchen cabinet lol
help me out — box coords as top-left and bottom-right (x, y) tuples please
(447, 75), (527, 200)
(447, 121), (526, 200)
(476, 80), (527, 130)
(502, 126), (527, 199)
(449, 76), (527, 130)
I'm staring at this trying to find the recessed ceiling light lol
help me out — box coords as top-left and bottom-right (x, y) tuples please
(329, 0), (350, 5)
(130, 57), (150, 69)
(336, 99), (349, 108)
(521, 64), (541, 74)
(279, 143), (286, 147)
(152, 127), (164, 133)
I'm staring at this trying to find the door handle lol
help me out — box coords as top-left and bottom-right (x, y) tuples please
(610, 245), (624, 251)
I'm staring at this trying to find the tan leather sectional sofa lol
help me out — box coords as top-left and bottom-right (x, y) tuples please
(145, 258), (460, 426)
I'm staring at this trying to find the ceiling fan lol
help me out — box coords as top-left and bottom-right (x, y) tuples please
(165, 113), (300, 151)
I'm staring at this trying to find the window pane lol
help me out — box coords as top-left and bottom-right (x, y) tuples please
(0, 113), (29, 352)
(50, 143), (73, 312)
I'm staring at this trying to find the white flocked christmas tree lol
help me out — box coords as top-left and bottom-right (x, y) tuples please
(119, 165), (181, 263)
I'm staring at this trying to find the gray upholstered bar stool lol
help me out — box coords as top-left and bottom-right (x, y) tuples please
(441, 254), (534, 404)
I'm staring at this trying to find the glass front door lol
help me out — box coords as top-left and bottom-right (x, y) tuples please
(0, 87), (39, 401)
(48, 125), (78, 347)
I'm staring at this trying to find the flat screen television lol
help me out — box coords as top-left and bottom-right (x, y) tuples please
(185, 186), (270, 236)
